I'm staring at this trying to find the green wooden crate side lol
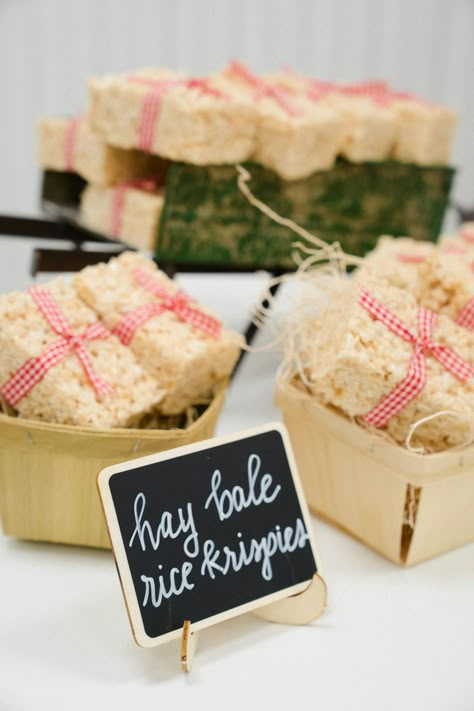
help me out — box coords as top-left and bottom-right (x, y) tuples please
(156, 160), (455, 269)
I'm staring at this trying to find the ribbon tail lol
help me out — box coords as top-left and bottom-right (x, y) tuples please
(432, 345), (474, 381)
(74, 342), (115, 397)
(113, 303), (166, 345)
(363, 350), (427, 428)
(1, 339), (71, 406)
(455, 298), (474, 332)
(178, 306), (222, 339)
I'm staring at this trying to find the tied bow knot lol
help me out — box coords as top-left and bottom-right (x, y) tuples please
(112, 268), (222, 346)
(1, 287), (115, 406)
(158, 288), (195, 313)
(228, 61), (302, 117)
(358, 289), (473, 428)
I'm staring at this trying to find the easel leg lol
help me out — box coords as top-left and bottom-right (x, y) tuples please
(252, 573), (327, 625)
(181, 620), (199, 672)
(232, 274), (283, 377)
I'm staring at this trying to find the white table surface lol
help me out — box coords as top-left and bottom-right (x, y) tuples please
(1, 270), (473, 711)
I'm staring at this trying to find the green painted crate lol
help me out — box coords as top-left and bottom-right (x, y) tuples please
(156, 160), (455, 269)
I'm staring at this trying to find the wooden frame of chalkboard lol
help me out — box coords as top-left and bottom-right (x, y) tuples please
(98, 422), (325, 650)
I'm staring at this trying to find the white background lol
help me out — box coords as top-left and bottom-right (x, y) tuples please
(0, 2), (473, 709)
(0, 0), (474, 289)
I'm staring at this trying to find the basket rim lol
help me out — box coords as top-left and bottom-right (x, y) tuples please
(275, 376), (474, 476)
(0, 379), (228, 441)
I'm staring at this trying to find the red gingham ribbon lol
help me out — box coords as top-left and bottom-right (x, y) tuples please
(129, 75), (227, 152)
(442, 244), (466, 255)
(110, 178), (157, 237)
(306, 78), (390, 105)
(396, 251), (427, 264)
(337, 80), (390, 106)
(228, 61), (303, 117)
(1, 287), (115, 406)
(112, 268), (222, 345)
(456, 298), (474, 331)
(64, 115), (84, 171)
(358, 289), (473, 427)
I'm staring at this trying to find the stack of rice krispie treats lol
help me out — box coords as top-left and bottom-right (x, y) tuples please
(37, 63), (457, 249)
(297, 224), (473, 453)
(0, 252), (242, 428)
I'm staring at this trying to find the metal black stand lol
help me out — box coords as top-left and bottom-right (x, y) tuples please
(0, 213), (284, 374)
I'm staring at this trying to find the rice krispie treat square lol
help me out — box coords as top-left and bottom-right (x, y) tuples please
(0, 279), (164, 427)
(439, 223), (474, 256)
(324, 93), (397, 163)
(390, 96), (457, 166)
(80, 182), (164, 251)
(301, 276), (474, 451)
(73, 252), (244, 414)
(37, 116), (166, 186)
(88, 67), (255, 164)
(356, 235), (436, 292)
(416, 252), (474, 328)
(216, 63), (345, 180)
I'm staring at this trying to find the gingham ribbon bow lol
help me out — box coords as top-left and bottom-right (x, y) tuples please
(359, 289), (473, 428)
(1, 287), (115, 406)
(112, 268), (222, 346)
(129, 75), (227, 152)
(228, 61), (302, 117)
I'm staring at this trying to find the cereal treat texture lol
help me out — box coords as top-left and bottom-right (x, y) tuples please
(73, 252), (244, 413)
(256, 70), (397, 165)
(391, 98), (457, 166)
(80, 183), (164, 250)
(88, 67), (256, 164)
(0, 279), (164, 427)
(302, 276), (474, 452)
(438, 222), (474, 257)
(325, 94), (397, 163)
(214, 67), (344, 180)
(37, 116), (166, 186)
(356, 235), (436, 292)
(416, 252), (474, 323)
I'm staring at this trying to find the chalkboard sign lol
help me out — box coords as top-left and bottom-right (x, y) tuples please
(98, 423), (320, 648)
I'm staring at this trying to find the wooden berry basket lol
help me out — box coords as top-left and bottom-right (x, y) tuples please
(0, 380), (227, 549)
(276, 378), (474, 566)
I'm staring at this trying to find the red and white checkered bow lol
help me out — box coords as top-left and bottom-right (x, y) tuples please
(1, 286), (115, 406)
(129, 75), (228, 152)
(358, 289), (473, 428)
(228, 61), (302, 117)
(456, 298), (474, 331)
(112, 268), (222, 346)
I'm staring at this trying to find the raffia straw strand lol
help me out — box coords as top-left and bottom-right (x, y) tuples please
(405, 411), (474, 454)
(235, 164), (474, 454)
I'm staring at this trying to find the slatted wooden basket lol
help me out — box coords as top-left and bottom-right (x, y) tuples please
(276, 378), (474, 566)
(0, 380), (227, 549)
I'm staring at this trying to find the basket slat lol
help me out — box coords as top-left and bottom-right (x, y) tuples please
(0, 381), (227, 548)
(275, 379), (474, 565)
